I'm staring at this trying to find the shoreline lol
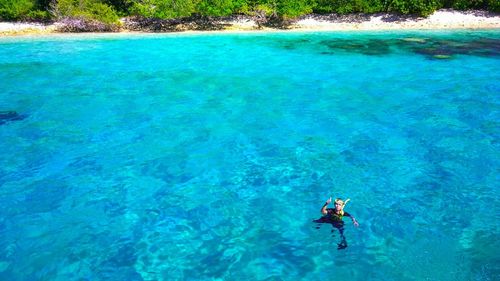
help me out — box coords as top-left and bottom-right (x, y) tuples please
(1, 9), (499, 37)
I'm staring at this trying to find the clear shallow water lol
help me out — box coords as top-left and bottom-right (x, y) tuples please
(0, 30), (499, 280)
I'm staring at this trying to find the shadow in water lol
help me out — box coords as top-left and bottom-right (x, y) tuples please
(313, 216), (349, 250)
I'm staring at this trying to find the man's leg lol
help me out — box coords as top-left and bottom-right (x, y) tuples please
(337, 226), (348, 250)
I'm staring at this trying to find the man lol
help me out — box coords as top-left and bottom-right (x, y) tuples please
(315, 197), (359, 249)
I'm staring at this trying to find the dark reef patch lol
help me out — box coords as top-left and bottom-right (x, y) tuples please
(270, 36), (500, 59)
(0, 111), (26, 125)
(398, 37), (500, 59)
(321, 39), (392, 56)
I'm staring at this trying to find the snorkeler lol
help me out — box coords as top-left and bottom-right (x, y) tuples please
(314, 197), (359, 250)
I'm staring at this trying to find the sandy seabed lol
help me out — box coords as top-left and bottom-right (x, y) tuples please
(0, 9), (499, 37)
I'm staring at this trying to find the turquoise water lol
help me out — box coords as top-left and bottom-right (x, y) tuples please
(0, 30), (499, 280)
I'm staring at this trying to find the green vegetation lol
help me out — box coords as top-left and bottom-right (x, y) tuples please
(129, 0), (197, 19)
(0, 0), (498, 24)
(54, 0), (119, 24)
(385, 0), (442, 16)
(0, 0), (42, 21)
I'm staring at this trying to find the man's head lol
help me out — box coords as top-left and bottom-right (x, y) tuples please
(334, 198), (345, 212)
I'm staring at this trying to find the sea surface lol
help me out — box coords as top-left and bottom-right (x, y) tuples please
(0, 30), (499, 280)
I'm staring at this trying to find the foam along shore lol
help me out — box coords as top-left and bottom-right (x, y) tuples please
(0, 9), (499, 36)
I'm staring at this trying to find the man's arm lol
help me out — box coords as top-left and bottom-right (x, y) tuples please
(321, 197), (331, 215)
(343, 212), (359, 227)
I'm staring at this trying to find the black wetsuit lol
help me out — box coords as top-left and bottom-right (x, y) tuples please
(315, 208), (352, 226)
(314, 208), (352, 249)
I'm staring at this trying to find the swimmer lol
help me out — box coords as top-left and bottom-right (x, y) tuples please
(314, 197), (359, 249)
(321, 197), (359, 227)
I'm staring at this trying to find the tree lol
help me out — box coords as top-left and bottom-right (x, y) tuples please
(54, 0), (119, 24)
(129, 0), (198, 19)
(0, 0), (34, 20)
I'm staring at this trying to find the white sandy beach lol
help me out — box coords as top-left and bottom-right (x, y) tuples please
(0, 22), (55, 35)
(292, 9), (500, 30)
(0, 9), (499, 36)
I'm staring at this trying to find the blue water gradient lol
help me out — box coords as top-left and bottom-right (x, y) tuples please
(0, 30), (499, 280)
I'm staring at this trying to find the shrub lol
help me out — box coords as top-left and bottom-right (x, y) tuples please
(55, 0), (119, 24)
(449, 0), (486, 10)
(254, 2), (277, 16)
(56, 17), (120, 31)
(130, 0), (198, 19)
(84, 1), (120, 23)
(356, 0), (385, 13)
(0, 0), (34, 20)
(327, 0), (363, 14)
(487, 0), (500, 12)
(103, 0), (132, 14)
(385, 0), (442, 16)
(313, 0), (385, 14)
(26, 9), (52, 21)
(278, 0), (313, 18)
(197, 0), (236, 16)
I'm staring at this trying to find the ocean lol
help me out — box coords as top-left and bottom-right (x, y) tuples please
(0, 30), (499, 280)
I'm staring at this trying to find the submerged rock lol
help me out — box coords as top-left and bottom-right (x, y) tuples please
(433, 54), (452, 59)
(321, 39), (392, 56)
(401, 37), (427, 43)
(0, 111), (26, 125)
(406, 38), (500, 59)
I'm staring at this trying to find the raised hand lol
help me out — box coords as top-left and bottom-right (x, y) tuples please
(326, 197), (332, 204)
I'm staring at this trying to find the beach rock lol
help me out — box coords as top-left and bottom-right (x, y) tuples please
(121, 16), (231, 32)
(55, 18), (120, 32)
